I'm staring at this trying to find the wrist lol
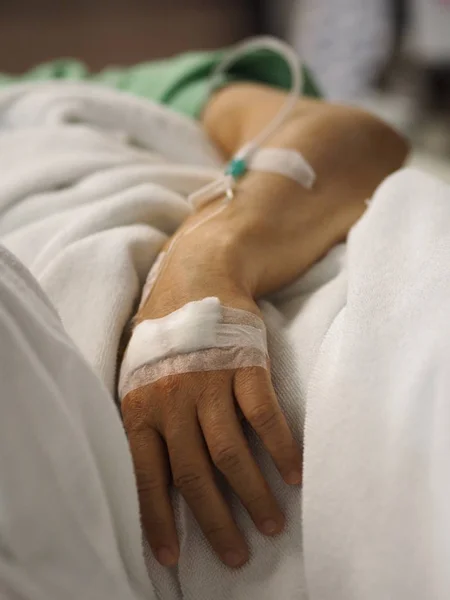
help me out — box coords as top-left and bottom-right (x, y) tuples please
(204, 181), (349, 297)
(136, 224), (258, 323)
(156, 183), (343, 303)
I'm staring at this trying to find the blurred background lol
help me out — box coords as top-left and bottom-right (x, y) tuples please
(1, 0), (450, 179)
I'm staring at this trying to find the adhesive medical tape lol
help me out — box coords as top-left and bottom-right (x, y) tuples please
(248, 148), (316, 189)
(119, 297), (268, 399)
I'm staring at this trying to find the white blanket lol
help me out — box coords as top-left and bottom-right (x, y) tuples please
(0, 82), (222, 394)
(1, 82), (450, 599)
(304, 169), (450, 600)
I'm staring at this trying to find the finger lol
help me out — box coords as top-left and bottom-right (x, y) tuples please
(166, 414), (249, 568)
(234, 367), (303, 485)
(127, 427), (179, 567)
(198, 391), (285, 537)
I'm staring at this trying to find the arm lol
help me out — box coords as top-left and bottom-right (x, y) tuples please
(122, 83), (409, 569)
(139, 82), (408, 317)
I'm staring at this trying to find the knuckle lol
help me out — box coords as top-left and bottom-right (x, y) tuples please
(143, 516), (168, 539)
(197, 371), (232, 406)
(173, 469), (208, 498)
(141, 509), (173, 542)
(152, 375), (184, 398)
(245, 491), (271, 512)
(121, 386), (160, 431)
(135, 467), (166, 493)
(121, 389), (148, 422)
(236, 369), (255, 392)
(143, 513), (166, 531)
(211, 443), (242, 473)
(203, 523), (229, 540)
(248, 403), (279, 431)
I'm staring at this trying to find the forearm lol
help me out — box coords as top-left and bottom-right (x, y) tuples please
(138, 84), (409, 319)
(209, 83), (408, 286)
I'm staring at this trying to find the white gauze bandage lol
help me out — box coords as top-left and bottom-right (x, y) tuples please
(119, 297), (268, 399)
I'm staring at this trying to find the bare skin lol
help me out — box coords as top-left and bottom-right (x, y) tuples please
(121, 83), (409, 569)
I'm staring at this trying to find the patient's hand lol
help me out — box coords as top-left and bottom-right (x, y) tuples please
(122, 238), (303, 569)
(121, 86), (409, 568)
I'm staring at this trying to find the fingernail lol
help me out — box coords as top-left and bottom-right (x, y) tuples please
(285, 470), (302, 485)
(156, 546), (177, 567)
(261, 519), (280, 535)
(223, 550), (246, 568)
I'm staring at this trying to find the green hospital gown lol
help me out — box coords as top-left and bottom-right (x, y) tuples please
(0, 48), (321, 119)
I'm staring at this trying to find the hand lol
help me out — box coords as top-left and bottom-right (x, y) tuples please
(122, 364), (302, 569)
(121, 235), (303, 568)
